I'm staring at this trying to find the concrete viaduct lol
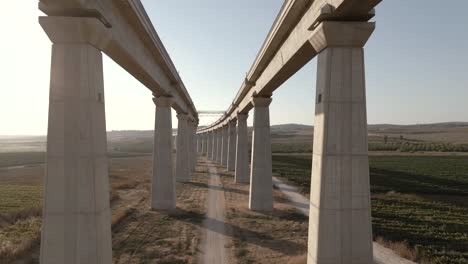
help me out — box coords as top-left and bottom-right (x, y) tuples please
(38, 0), (381, 263)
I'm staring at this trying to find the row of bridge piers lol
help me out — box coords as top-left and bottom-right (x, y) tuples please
(196, 97), (275, 210)
(194, 21), (376, 263)
(38, 7), (377, 262)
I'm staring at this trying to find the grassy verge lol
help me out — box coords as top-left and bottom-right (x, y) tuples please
(272, 154), (468, 264)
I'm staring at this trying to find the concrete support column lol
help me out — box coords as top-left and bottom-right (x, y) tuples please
(249, 97), (273, 211)
(197, 134), (202, 153)
(202, 133), (208, 155)
(211, 130), (216, 160)
(235, 113), (249, 183)
(188, 120), (196, 172)
(227, 120), (237, 171)
(221, 125), (229, 166)
(212, 129), (218, 161)
(151, 96), (175, 210)
(307, 21), (375, 264)
(175, 114), (190, 182)
(207, 131), (213, 159)
(39, 17), (112, 263)
(216, 128), (222, 163)
(192, 124), (197, 171)
(186, 121), (193, 173)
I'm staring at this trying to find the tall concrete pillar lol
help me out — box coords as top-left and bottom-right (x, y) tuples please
(202, 132), (208, 155)
(235, 113), (249, 183)
(213, 129), (219, 161)
(211, 130), (216, 160)
(307, 21), (375, 264)
(227, 120), (237, 171)
(249, 97), (273, 211)
(216, 128), (222, 163)
(39, 16), (112, 263)
(151, 96), (175, 210)
(186, 120), (193, 173)
(197, 134), (202, 153)
(191, 123), (197, 171)
(207, 131), (213, 159)
(187, 120), (196, 172)
(221, 125), (229, 166)
(175, 114), (190, 182)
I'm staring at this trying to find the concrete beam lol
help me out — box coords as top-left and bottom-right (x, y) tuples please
(39, 0), (198, 122)
(197, 0), (380, 133)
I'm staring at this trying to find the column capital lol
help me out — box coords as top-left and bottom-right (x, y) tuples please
(309, 21), (375, 53)
(176, 113), (189, 120)
(228, 119), (237, 126)
(251, 96), (272, 107)
(237, 112), (248, 121)
(39, 16), (111, 50)
(153, 96), (173, 107)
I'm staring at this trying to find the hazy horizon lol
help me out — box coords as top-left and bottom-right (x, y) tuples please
(2, 121), (468, 137)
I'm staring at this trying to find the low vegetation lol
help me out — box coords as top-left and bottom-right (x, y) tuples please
(369, 142), (468, 153)
(0, 152), (45, 168)
(0, 151), (150, 168)
(272, 154), (468, 264)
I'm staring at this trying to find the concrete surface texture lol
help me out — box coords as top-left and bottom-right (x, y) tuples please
(272, 177), (416, 264)
(202, 133), (208, 155)
(207, 131), (213, 158)
(227, 120), (237, 171)
(235, 114), (249, 183)
(249, 97), (273, 211)
(216, 129), (223, 163)
(307, 21), (375, 264)
(151, 96), (176, 210)
(39, 17), (112, 263)
(221, 125), (229, 166)
(189, 121), (197, 172)
(211, 130), (216, 160)
(175, 114), (190, 182)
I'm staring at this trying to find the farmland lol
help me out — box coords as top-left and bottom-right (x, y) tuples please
(272, 154), (468, 264)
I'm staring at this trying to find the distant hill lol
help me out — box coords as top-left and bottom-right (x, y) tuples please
(270, 124), (313, 131)
(368, 122), (468, 131)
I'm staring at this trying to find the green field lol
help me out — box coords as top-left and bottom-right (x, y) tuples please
(0, 185), (42, 216)
(270, 142), (468, 154)
(0, 151), (150, 168)
(272, 154), (468, 264)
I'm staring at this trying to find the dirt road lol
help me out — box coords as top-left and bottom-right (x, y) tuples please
(198, 159), (229, 264)
(272, 176), (416, 264)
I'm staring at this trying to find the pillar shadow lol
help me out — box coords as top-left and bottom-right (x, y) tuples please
(182, 181), (249, 196)
(172, 208), (306, 255)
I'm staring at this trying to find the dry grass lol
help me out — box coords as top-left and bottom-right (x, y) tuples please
(112, 208), (136, 228)
(219, 168), (308, 264)
(287, 255), (307, 264)
(112, 180), (139, 190)
(375, 236), (426, 262)
(0, 156), (210, 264)
(0, 206), (42, 227)
(0, 217), (41, 262)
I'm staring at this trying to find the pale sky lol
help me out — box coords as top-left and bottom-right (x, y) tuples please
(1, 0), (467, 135)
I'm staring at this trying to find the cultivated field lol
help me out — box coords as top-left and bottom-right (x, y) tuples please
(1, 123), (468, 263)
(272, 154), (468, 264)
